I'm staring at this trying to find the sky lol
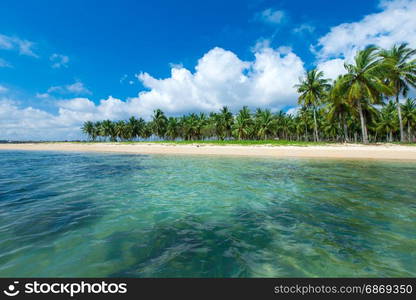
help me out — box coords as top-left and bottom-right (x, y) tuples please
(1, 0), (416, 140)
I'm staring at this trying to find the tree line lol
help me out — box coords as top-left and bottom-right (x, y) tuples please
(82, 44), (416, 144)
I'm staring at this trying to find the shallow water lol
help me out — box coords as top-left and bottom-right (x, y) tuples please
(0, 150), (415, 277)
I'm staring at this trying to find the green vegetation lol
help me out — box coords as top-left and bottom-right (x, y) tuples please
(120, 139), (329, 146)
(82, 44), (416, 144)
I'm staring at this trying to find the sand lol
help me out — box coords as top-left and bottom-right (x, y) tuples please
(0, 142), (416, 160)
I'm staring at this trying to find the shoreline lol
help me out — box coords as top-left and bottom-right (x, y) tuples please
(1, 142), (416, 160)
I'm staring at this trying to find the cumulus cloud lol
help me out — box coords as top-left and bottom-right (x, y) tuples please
(47, 81), (92, 96)
(0, 99), (69, 140)
(0, 97), (131, 140)
(316, 58), (347, 80)
(315, 0), (416, 79)
(0, 33), (38, 57)
(133, 46), (304, 116)
(50, 53), (69, 68)
(254, 8), (286, 25)
(0, 46), (305, 140)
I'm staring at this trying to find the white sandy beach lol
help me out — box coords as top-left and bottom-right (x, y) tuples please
(1, 143), (416, 160)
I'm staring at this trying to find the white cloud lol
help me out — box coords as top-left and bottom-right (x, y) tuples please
(0, 85), (8, 93)
(293, 24), (315, 34)
(50, 53), (69, 68)
(317, 58), (347, 80)
(286, 106), (300, 116)
(0, 97), (132, 140)
(47, 81), (92, 95)
(0, 99), (67, 140)
(0, 33), (38, 57)
(314, 0), (416, 79)
(133, 46), (304, 116)
(0, 46), (305, 140)
(255, 8), (285, 25)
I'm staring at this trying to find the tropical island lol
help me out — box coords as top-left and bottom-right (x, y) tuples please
(4, 44), (415, 160)
(77, 45), (415, 145)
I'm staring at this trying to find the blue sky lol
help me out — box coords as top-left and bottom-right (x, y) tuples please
(1, 0), (415, 140)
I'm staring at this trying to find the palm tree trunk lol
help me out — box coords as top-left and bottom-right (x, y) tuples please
(396, 94), (404, 142)
(304, 125), (308, 141)
(342, 114), (349, 142)
(408, 122), (412, 143)
(357, 100), (369, 144)
(313, 107), (319, 142)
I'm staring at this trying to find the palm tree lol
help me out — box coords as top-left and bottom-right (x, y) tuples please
(232, 106), (252, 140)
(166, 117), (180, 140)
(210, 108), (233, 141)
(93, 121), (102, 140)
(295, 69), (330, 142)
(401, 98), (416, 142)
(298, 107), (313, 141)
(151, 109), (167, 139)
(181, 114), (199, 140)
(219, 106), (233, 139)
(335, 46), (393, 144)
(79, 42), (416, 147)
(81, 121), (95, 141)
(255, 109), (275, 139)
(115, 120), (128, 141)
(376, 101), (397, 142)
(141, 122), (153, 139)
(379, 43), (416, 142)
(101, 120), (117, 141)
(327, 77), (352, 142)
(126, 116), (144, 140)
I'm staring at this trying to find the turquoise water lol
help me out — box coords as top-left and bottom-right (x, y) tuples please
(0, 150), (415, 277)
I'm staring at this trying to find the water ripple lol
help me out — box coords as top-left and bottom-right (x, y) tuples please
(0, 151), (415, 277)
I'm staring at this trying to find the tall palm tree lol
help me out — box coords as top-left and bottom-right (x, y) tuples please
(379, 43), (416, 142)
(401, 98), (416, 142)
(255, 109), (275, 140)
(181, 113), (199, 140)
(93, 121), (102, 141)
(115, 120), (128, 141)
(295, 69), (330, 142)
(232, 106), (252, 140)
(219, 106), (233, 139)
(151, 109), (167, 139)
(101, 120), (117, 141)
(335, 46), (393, 144)
(127, 116), (144, 140)
(327, 77), (351, 142)
(209, 107), (233, 140)
(141, 122), (153, 139)
(376, 101), (397, 142)
(81, 121), (95, 141)
(166, 117), (180, 140)
(298, 107), (313, 141)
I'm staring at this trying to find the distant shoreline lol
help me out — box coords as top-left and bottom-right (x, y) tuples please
(1, 142), (416, 161)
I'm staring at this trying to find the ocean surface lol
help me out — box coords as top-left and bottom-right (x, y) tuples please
(0, 150), (415, 277)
